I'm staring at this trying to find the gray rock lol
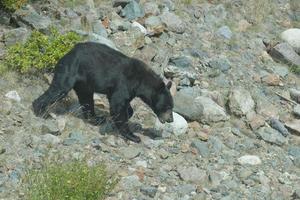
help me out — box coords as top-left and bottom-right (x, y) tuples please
(288, 146), (300, 167)
(119, 146), (141, 159)
(290, 88), (300, 103)
(110, 12), (131, 32)
(92, 20), (107, 37)
(267, 118), (289, 137)
(172, 184), (196, 195)
(63, 131), (86, 145)
(209, 57), (231, 72)
(179, 77), (190, 86)
(0, 10), (10, 25)
(285, 120), (300, 135)
(41, 134), (61, 146)
(144, 2), (160, 15)
(280, 28), (300, 53)
(203, 4), (227, 26)
(0, 100), (12, 115)
(5, 90), (21, 102)
(174, 90), (228, 124)
(161, 0), (175, 11)
(121, 0), (145, 20)
(112, 0), (131, 7)
(41, 122), (60, 136)
(3, 27), (30, 46)
(268, 42), (300, 66)
(256, 127), (288, 146)
(140, 186), (158, 198)
(14, 5), (52, 31)
(160, 11), (185, 34)
(155, 112), (188, 136)
(216, 26), (232, 39)
(177, 166), (207, 183)
(145, 15), (162, 28)
(208, 136), (225, 155)
(120, 175), (142, 190)
(271, 65), (289, 78)
(169, 56), (192, 68)
(87, 33), (118, 50)
(229, 87), (255, 116)
(191, 140), (209, 157)
(238, 155), (262, 165)
(293, 104), (300, 117)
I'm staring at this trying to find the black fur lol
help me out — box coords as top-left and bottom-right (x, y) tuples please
(32, 42), (174, 143)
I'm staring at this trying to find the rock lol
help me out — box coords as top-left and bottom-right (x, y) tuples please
(0, 10), (10, 25)
(191, 140), (209, 157)
(293, 104), (300, 117)
(256, 127), (288, 146)
(208, 136), (225, 155)
(140, 186), (158, 198)
(112, 0), (131, 8)
(172, 184), (196, 196)
(209, 57), (231, 73)
(169, 56), (192, 68)
(132, 21), (147, 35)
(203, 4), (227, 26)
(41, 122), (60, 136)
(248, 115), (265, 130)
(155, 112), (188, 136)
(0, 100), (12, 115)
(120, 0), (145, 20)
(145, 15), (163, 29)
(3, 27), (30, 46)
(288, 146), (300, 167)
(267, 118), (289, 137)
(63, 131), (86, 145)
(144, 2), (160, 15)
(268, 43), (300, 66)
(271, 65), (289, 78)
(92, 20), (107, 37)
(120, 175), (142, 190)
(14, 5), (52, 31)
(261, 74), (281, 86)
(86, 33), (118, 50)
(160, 11), (185, 34)
(216, 26), (232, 39)
(110, 12), (131, 32)
(289, 88), (300, 103)
(119, 146), (141, 159)
(280, 28), (300, 53)
(238, 155), (262, 165)
(229, 87), (255, 116)
(285, 120), (300, 135)
(41, 134), (61, 146)
(177, 166), (207, 184)
(161, 0), (175, 11)
(5, 90), (21, 102)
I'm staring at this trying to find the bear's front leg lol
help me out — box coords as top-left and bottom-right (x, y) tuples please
(108, 93), (141, 143)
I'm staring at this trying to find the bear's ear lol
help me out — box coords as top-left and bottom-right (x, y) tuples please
(166, 81), (172, 90)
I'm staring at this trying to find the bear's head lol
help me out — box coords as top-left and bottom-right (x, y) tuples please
(153, 81), (174, 123)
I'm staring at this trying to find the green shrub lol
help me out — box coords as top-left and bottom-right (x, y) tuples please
(23, 160), (118, 200)
(0, 0), (27, 11)
(3, 28), (81, 73)
(290, 65), (300, 75)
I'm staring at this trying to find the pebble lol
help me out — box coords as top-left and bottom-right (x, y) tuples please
(238, 155), (262, 165)
(119, 146), (142, 159)
(5, 91), (21, 102)
(177, 166), (207, 183)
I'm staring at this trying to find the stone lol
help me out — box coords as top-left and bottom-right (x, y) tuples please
(209, 57), (231, 73)
(289, 88), (300, 103)
(248, 115), (265, 130)
(63, 131), (86, 145)
(169, 56), (192, 68)
(112, 0), (131, 8)
(216, 26), (232, 39)
(155, 112), (188, 136)
(161, 0), (175, 11)
(119, 146), (141, 159)
(87, 33), (118, 50)
(261, 74), (281, 86)
(280, 28), (300, 53)
(110, 12), (131, 32)
(5, 90), (21, 102)
(268, 43), (300, 66)
(41, 134), (61, 146)
(140, 186), (158, 198)
(120, 175), (142, 190)
(145, 15), (163, 29)
(91, 20), (107, 37)
(131, 21), (147, 35)
(3, 27), (30, 46)
(293, 104), (300, 117)
(41, 122), (60, 136)
(15, 5), (52, 30)
(144, 2), (160, 15)
(177, 166), (207, 184)
(172, 184), (196, 196)
(267, 118), (289, 137)
(160, 11), (185, 34)
(238, 155), (262, 165)
(229, 87), (255, 116)
(0, 100), (12, 115)
(256, 127), (288, 146)
(121, 0), (145, 20)
(191, 140), (209, 157)
(271, 65), (289, 78)
(285, 120), (300, 135)
(208, 136), (225, 155)
(174, 91), (228, 124)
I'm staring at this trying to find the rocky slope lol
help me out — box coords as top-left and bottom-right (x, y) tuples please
(0, 0), (300, 199)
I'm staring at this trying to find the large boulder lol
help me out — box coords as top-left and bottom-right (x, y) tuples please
(281, 28), (300, 54)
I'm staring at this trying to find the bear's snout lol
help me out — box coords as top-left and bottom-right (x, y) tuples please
(158, 110), (173, 123)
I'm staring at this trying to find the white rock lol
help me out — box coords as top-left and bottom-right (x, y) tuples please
(5, 90), (21, 102)
(238, 155), (262, 165)
(155, 112), (188, 136)
(132, 21), (148, 35)
(281, 28), (300, 53)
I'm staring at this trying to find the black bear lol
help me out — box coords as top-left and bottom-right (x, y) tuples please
(32, 42), (174, 143)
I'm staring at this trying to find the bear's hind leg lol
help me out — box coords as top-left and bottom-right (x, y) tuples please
(73, 82), (105, 125)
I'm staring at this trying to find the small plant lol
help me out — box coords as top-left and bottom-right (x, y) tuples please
(290, 64), (300, 75)
(23, 160), (118, 200)
(0, 0), (27, 11)
(3, 28), (81, 73)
